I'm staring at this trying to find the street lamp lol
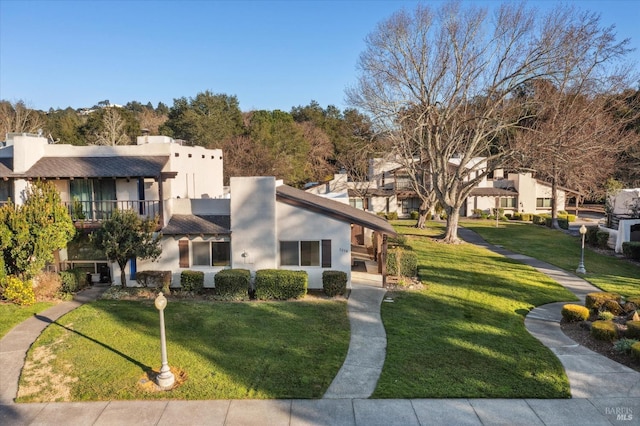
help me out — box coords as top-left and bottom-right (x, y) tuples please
(154, 292), (175, 389)
(576, 225), (587, 274)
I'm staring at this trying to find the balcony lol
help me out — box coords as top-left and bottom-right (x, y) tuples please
(64, 200), (161, 226)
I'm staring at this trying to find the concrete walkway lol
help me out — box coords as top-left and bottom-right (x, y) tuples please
(2, 230), (640, 424)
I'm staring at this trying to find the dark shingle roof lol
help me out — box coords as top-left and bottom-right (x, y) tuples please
(23, 156), (169, 178)
(276, 184), (397, 236)
(163, 215), (230, 235)
(470, 187), (518, 197)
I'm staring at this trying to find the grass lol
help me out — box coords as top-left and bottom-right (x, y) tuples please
(374, 220), (577, 398)
(0, 302), (56, 339)
(461, 220), (640, 297)
(16, 298), (349, 402)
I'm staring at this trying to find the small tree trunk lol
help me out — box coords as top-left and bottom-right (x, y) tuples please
(443, 205), (461, 243)
(416, 200), (429, 228)
(118, 262), (127, 288)
(551, 176), (560, 229)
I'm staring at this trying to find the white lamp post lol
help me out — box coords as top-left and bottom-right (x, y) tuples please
(154, 292), (175, 389)
(576, 225), (587, 274)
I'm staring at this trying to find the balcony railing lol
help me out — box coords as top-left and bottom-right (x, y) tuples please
(64, 200), (160, 222)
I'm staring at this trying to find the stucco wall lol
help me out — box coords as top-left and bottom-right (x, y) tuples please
(275, 201), (352, 289)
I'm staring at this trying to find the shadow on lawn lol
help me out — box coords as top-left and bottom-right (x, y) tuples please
(35, 314), (152, 374)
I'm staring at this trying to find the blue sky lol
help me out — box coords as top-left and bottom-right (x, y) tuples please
(1, 0), (638, 113)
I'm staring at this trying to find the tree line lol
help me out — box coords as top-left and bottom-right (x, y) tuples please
(0, 95), (388, 188)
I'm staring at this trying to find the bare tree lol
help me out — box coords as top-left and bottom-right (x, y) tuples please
(137, 108), (168, 135)
(0, 100), (45, 137)
(347, 1), (634, 242)
(91, 107), (130, 145)
(512, 82), (638, 225)
(299, 121), (335, 182)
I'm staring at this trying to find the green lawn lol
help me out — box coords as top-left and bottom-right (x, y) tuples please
(374, 220), (577, 398)
(0, 302), (56, 339)
(17, 299), (349, 402)
(461, 220), (640, 296)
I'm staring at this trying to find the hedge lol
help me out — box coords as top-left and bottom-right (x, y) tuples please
(180, 270), (204, 293)
(214, 269), (251, 300)
(585, 292), (621, 311)
(590, 320), (618, 341)
(136, 270), (171, 293)
(386, 249), (418, 277)
(322, 270), (347, 297)
(59, 268), (86, 294)
(561, 304), (589, 322)
(622, 241), (640, 260)
(255, 269), (308, 300)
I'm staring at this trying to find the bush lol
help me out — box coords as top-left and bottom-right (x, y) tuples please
(409, 211), (419, 220)
(386, 249), (418, 277)
(596, 231), (610, 249)
(631, 342), (640, 362)
(136, 270), (172, 293)
(387, 212), (399, 220)
(1, 276), (36, 306)
(180, 270), (204, 293)
(585, 292), (621, 311)
(626, 321), (640, 339)
(561, 304), (589, 322)
(622, 242), (640, 260)
(590, 320), (618, 341)
(388, 234), (408, 248)
(521, 213), (533, 222)
(598, 311), (615, 321)
(584, 226), (599, 246)
(532, 214), (548, 226)
(214, 269), (251, 300)
(59, 268), (84, 294)
(601, 299), (624, 315)
(255, 269), (307, 300)
(614, 338), (639, 354)
(33, 272), (62, 301)
(322, 271), (347, 297)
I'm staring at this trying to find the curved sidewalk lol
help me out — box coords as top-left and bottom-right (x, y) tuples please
(458, 227), (640, 399)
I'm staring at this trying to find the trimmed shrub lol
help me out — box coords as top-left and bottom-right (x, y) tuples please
(1, 276), (36, 306)
(631, 342), (640, 362)
(323, 271), (347, 297)
(585, 226), (599, 246)
(214, 269), (251, 300)
(386, 212), (399, 220)
(59, 269), (84, 294)
(601, 299), (624, 315)
(532, 214), (548, 226)
(585, 292), (621, 311)
(512, 212), (522, 220)
(388, 234), (408, 248)
(596, 231), (610, 249)
(180, 270), (204, 293)
(598, 311), (615, 321)
(626, 296), (640, 307)
(626, 321), (640, 339)
(561, 304), (589, 322)
(255, 269), (308, 300)
(521, 213), (533, 222)
(409, 211), (419, 220)
(590, 320), (618, 341)
(386, 249), (418, 277)
(136, 270), (172, 293)
(622, 242), (640, 260)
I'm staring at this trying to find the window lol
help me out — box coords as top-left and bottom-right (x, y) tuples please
(70, 178), (116, 220)
(401, 198), (421, 215)
(350, 198), (364, 210)
(536, 198), (552, 208)
(280, 240), (331, 267)
(183, 240), (230, 267)
(0, 180), (12, 203)
(500, 197), (516, 208)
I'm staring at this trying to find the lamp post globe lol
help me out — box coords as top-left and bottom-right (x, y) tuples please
(154, 292), (175, 389)
(576, 225), (587, 274)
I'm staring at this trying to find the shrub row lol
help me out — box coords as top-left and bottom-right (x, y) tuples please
(255, 269), (308, 300)
(622, 241), (640, 260)
(386, 249), (418, 277)
(214, 269), (251, 300)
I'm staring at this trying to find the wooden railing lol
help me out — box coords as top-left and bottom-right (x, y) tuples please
(63, 200), (160, 222)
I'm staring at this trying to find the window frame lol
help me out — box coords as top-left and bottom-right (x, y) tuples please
(280, 240), (332, 268)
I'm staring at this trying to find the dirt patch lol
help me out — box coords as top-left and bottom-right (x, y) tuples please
(18, 338), (78, 402)
(137, 367), (188, 392)
(560, 320), (640, 372)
